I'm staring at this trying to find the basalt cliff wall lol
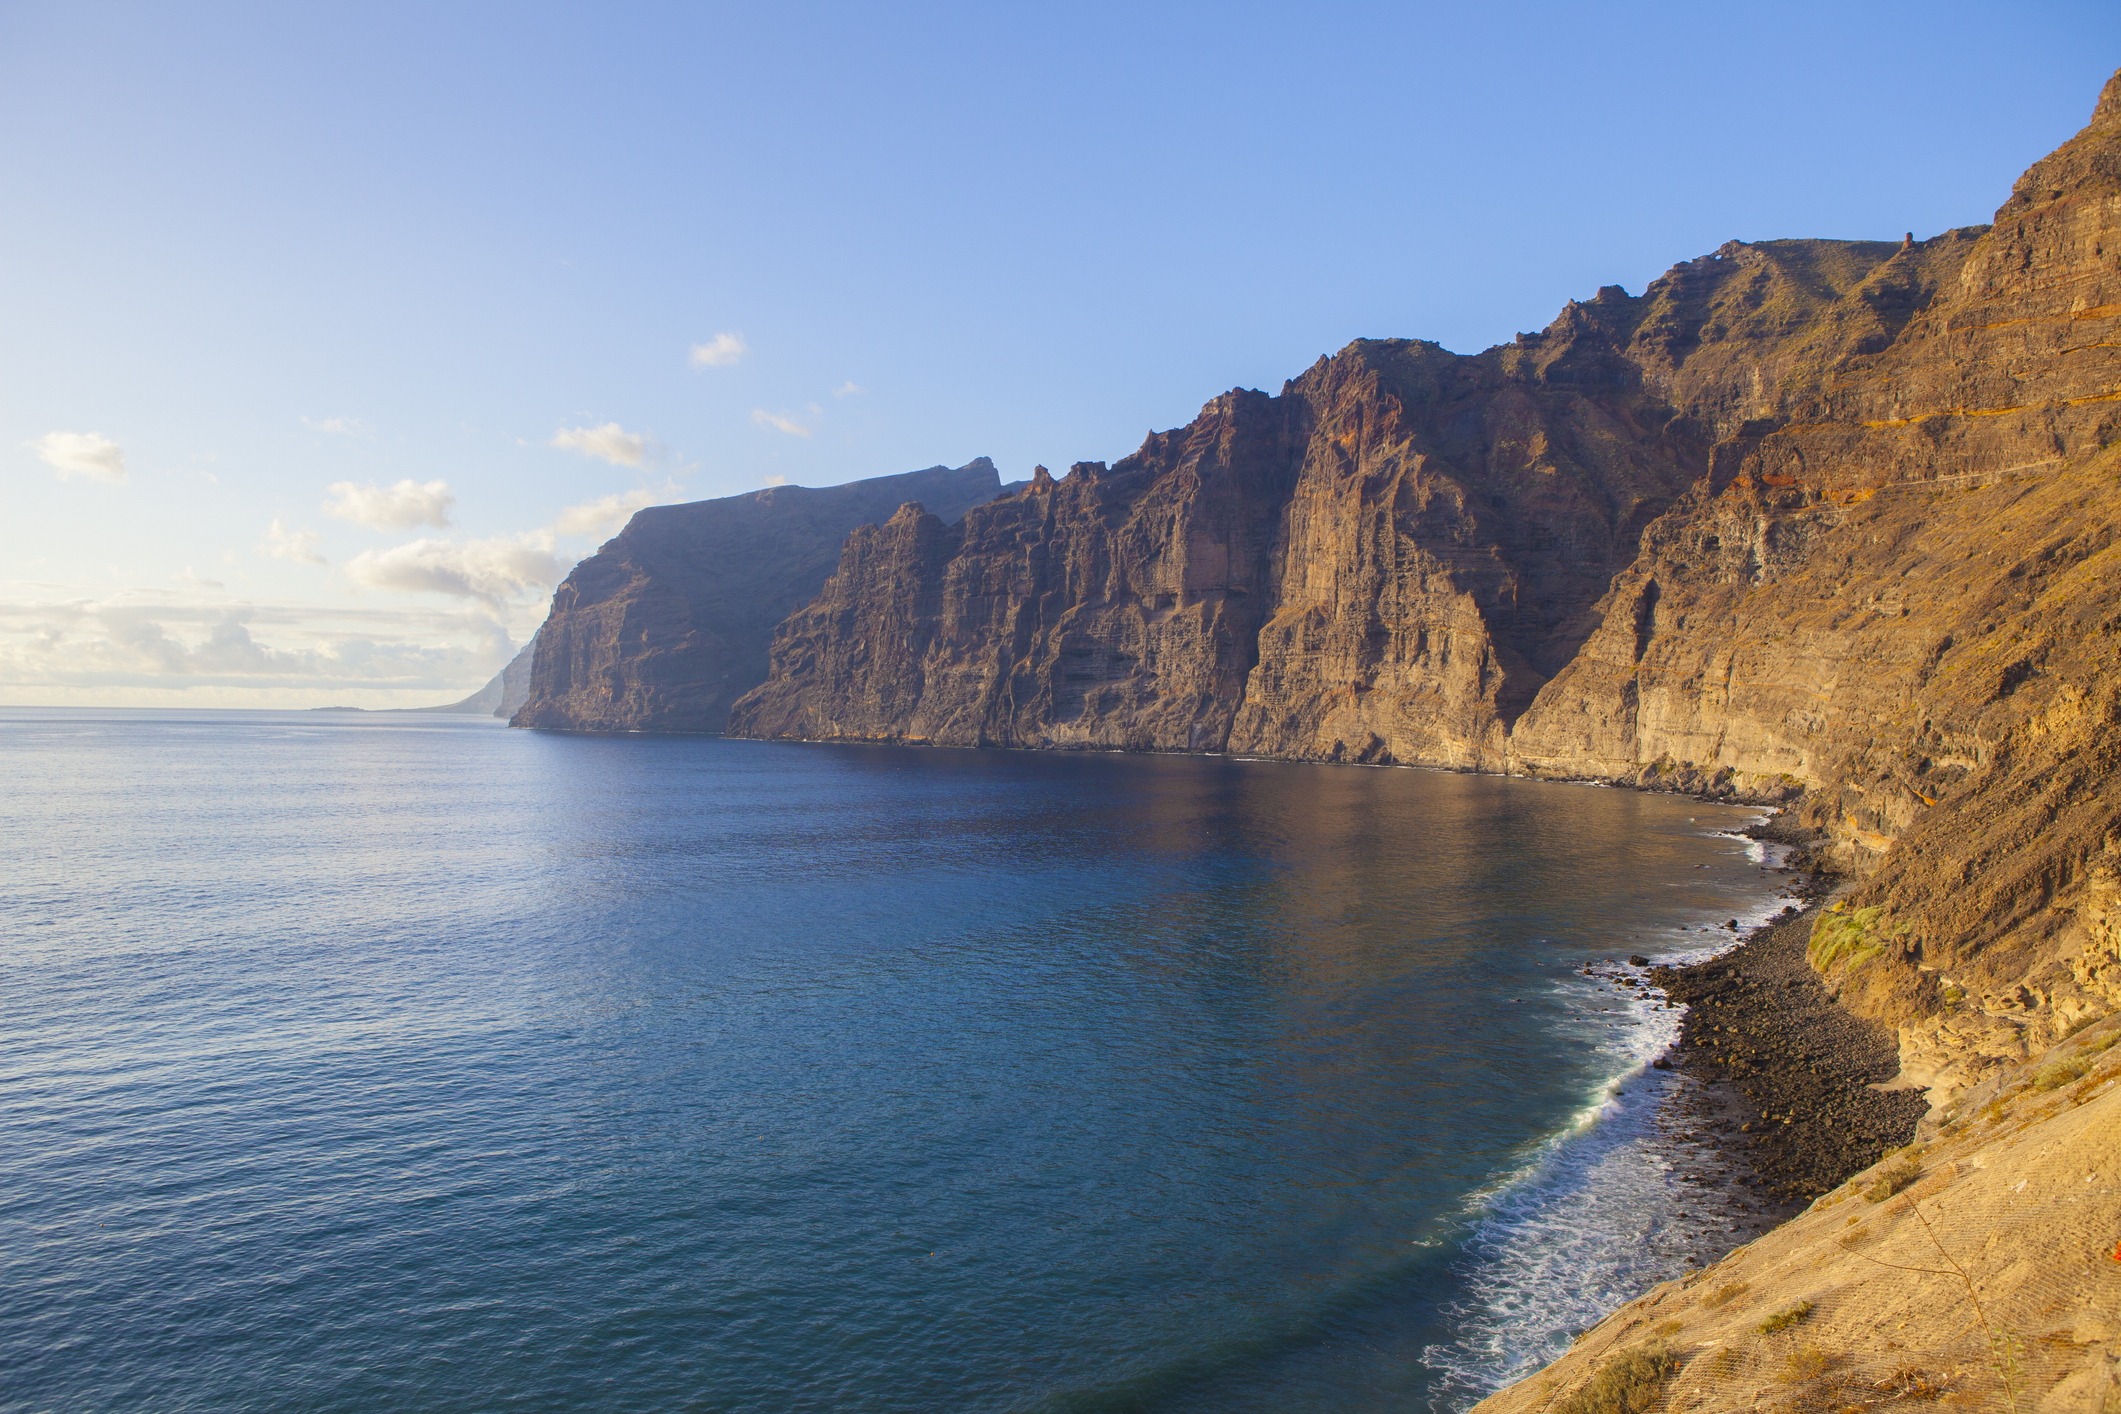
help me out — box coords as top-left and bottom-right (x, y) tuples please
(512, 460), (1004, 733)
(731, 74), (2121, 1109)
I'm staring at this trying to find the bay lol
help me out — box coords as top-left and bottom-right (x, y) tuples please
(0, 709), (1790, 1412)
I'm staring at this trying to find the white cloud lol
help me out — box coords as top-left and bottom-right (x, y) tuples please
(551, 488), (659, 539)
(347, 535), (566, 603)
(325, 478), (456, 531)
(262, 519), (327, 565)
(173, 568), (225, 590)
(689, 332), (748, 368)
(31, 431), (127, 484)
(834, 381), (865, 398)
(551, 422), (650, 466)
(763, 475), (789, 487)
(752, 408), (814, 439)
(302, 415), (369, 436)
(0, 596), (518, 696)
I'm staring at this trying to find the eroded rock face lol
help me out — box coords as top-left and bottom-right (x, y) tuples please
(730, 73), (2121, 1100)
(1514, 72), (2121, 1101)
(730, 398), (1301, 751)
(512, 460), (1003, 732)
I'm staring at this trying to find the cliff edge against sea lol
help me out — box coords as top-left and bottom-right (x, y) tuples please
(498, 70), (2121, 1410)
(512, 460), (1006, 732)
(727, 73), (2121, 1133)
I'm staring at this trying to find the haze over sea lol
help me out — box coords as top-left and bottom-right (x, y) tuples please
(2, 710), (1795, 1412)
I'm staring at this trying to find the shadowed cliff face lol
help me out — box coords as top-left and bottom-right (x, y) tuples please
(730, 73), (2121, 1101)
(729, 394), (1301, 751)
(512, 460), (1003, 732)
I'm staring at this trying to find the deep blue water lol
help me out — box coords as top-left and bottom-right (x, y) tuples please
(0, 710), (1795, 1413)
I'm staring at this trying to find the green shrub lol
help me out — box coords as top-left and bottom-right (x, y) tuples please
(1758, 1301), (1815, 1335)
(1862, 1145), (1923, 1202)
(2034, 1056), (2093, 1091)
(1808, 905), (1901, 972)
(1552, 1345), (1680, 1414)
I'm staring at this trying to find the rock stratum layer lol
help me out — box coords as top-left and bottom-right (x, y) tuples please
(512, 461), (1004, 733)
(732, 75), (2121, 1115)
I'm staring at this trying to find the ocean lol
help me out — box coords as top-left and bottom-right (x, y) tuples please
(0, 709), (1796, 1412)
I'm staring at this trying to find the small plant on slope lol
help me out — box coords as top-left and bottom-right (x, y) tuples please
(1551, 1344), (1680, 1414)
(1700, 1280), (1749, 1310)
(1758, 1300), (1815, 1334)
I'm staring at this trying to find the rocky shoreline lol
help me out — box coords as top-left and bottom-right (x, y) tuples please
(1651, 902), (1928, 1217)
(1624, 810), (1926, 1221)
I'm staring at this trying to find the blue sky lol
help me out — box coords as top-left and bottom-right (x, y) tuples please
(5, 1), (2116, 706)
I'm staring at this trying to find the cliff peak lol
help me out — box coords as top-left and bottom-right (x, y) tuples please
(513, 458), (1003, 733)
(2094, 65), (2121, 124)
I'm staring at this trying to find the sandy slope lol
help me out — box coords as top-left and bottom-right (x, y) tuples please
(1472, 1016), (2121, 1414)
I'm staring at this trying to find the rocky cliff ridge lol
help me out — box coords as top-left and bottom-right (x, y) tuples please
(512, 460), (1006, 733)
(729, 73), (2121, 1113)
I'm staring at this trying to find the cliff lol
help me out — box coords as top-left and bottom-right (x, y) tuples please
(731, 73), (2121, 1115)
(420, 630), (538, 717)
(511, 460), (1004, 732)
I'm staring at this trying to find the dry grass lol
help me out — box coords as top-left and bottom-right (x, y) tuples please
(1551, 1344), (1680, 1414)
(1652, 1319), (1683, 1337)
(1700, 1281), (1750, 1310)
(1873, 1364), (1949, 1402)
(1783, 1346), (1834, 1382)
(1864, 1155), (1921, 1202)
(2035, 1056), (2094, 1091)
(1759, 1300), (1816, 1334)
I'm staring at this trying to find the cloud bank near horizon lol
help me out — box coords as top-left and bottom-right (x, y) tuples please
(0, 591), (524, 702)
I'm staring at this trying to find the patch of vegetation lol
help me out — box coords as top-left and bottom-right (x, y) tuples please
(1706, 1348), (1746, 1378)
(1874, 1364), (1948, 1402)
(1837, 1225), (1870, 1249)
(1552, 1344), (1680, 1414)
(1783, 1346), (1833, 1382)
(2034, 1056), (2093, 1091)
(1700, 1280), (1750, 1310)
(1863, 1152), (1921, 1202)
(1807, 904), (1905, 972)
(1653, 1319), (1684, 1337)
(1759, 1301), (1816, 1335)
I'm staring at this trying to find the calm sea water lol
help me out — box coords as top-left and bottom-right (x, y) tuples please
(0, 709), (1795, 1413)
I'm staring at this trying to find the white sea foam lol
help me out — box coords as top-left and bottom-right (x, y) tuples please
(1419, 832), (1795, 1412)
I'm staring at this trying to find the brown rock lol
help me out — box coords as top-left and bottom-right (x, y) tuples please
(725, 72), (2121, 1104)
(512, 460), (1004, 732)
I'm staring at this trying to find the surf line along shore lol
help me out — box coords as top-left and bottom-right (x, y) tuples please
(1470, 809), (2121, 1414)
(1648, 807), (1929, 1220)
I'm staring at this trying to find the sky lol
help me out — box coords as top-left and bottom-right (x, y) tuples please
(4, 1), (2117, 708)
